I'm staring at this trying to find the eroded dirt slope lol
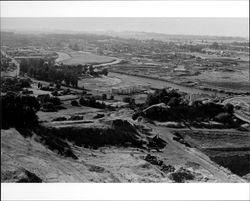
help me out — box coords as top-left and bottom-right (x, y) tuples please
(1, 120), (245, 183)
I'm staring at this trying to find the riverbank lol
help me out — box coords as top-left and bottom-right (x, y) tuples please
(109, 70), (249, 97)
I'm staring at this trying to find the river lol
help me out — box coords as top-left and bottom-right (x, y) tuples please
(109, 72), (227, 97)
(93, 58), (123, 68)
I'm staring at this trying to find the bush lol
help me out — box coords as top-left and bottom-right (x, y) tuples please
(214, 112), (232, 124)
(223, 103), (234, 114)
(145, 88), (181, 107)
(40, 86), (54, 91)
(22, 89), (33, 95)
(110, 95), (114, 100)
(48, 97), (61, 105)
(79, 97), (106, 109)
(139, 87), (231, 123)
(167, 97), (181, 107)
(1, 77), (31, 93)
(68, 115), (83, 121)
(93, 113), (105, 119)
(19, 78), (32, 88)
(102, 94), (107, 100)
(51, 90), (59, 96)
(71, 100), (79, 106)
(1, 94), (40, 129)
(79, 97), (87, 106)
(123, 97), (135, 104)
(52, 116), (67, 121)
(42, 102), (57, 112)
(169, 168), (195, 183)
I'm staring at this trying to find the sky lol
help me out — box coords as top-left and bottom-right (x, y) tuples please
(1, 18), (249, 38)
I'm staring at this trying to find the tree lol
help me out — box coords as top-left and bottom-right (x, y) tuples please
(48, 97), (61, 105)
(211, 42), (219, 49)
(89, 65), (94, 75)
(20, 59), (29, 73)
(28, 68), (35, 77)
(145, 88), (181, 107)
(1, 93), (40, 129)
(223, 103), (234, 114)
(102, 94), (107, 100)
(71, 100), (79, 106)
(102, 68), (108, 76)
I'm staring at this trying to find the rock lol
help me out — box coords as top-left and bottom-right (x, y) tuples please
(2, 168), (42, 183)
(168, 167), (195, 183)
(144, 154), (175, 174)
(160, 164), (175, 173)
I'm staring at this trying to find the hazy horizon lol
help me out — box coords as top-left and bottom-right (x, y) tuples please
(1, 18), (249, 38)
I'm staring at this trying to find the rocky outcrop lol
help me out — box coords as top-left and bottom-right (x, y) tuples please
(45, 118), (167, 150)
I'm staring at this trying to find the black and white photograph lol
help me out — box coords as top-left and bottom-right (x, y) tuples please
(1, 0), (249, 200)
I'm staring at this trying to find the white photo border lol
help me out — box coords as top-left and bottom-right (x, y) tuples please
(1, 1), (249, 201)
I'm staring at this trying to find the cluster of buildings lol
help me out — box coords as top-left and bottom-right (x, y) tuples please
(111, 84), (150, 95)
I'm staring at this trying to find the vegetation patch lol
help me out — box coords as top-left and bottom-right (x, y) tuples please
(169, 168), (196, 183)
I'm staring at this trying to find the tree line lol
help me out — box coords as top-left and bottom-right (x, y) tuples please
(20, 59), (80, 88)
(20, 58), (109, 88)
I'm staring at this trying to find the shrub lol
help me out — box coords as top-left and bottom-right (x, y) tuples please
(22, 89), (33, 95)
(223, 103), (234, 114)
(167, 97), (181, 107)
(1, 94), (40, 129)
(52, 116), (67, 121)
(40, 86), (54, 91)
(169, 168), (195, 183)
(93, 113), (105, 119)
(79, 97), (87, 106)
(102, 94), (107, 100)
(123, 97), (135, 104)
(51, 90), (59, 96)
(214, 112), (232, 124)
(68, 115), (83, 121)
(79, 97), (106, 109)
(42, 102), (57, 112)
(19, 78), (32, 88)
(1, 77), (31, 92)
(48, 97), (61, 105)
(71, 100), (79, 106)
(145, 88), (181, 107)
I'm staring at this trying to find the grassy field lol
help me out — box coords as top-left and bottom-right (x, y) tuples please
(56, 51), (115, 65)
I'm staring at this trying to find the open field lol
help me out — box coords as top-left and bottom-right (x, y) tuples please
(56, 51), (115, 65)
(78, 75), (122, 91)
(189, 69), (249, 91)
(55, 52), (71, 62)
